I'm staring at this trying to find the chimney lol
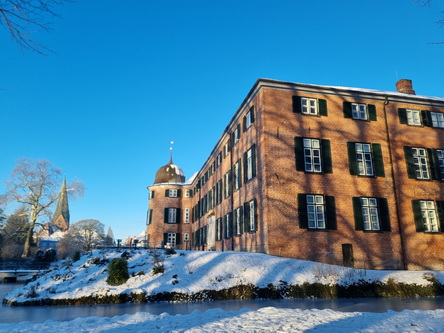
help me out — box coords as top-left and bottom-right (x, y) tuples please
(396, 79), (416, 95)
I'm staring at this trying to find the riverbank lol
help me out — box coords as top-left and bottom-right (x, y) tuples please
(3, 249), (444, 306)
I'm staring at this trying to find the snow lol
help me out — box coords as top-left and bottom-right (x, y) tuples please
(2, 249), (444, 332)
(1, 307), (443, 332)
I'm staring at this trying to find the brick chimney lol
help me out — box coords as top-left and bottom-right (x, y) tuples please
(396, 79), (416, 95)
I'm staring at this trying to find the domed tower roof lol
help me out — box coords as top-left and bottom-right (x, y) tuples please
(153, 154), (185, 184)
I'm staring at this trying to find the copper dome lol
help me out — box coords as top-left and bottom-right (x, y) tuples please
(153, 156), (185, 184)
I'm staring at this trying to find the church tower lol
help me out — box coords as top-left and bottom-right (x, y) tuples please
(52, 178), (70, 232)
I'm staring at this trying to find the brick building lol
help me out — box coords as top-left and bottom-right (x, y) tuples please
(146, 78), (444, 270)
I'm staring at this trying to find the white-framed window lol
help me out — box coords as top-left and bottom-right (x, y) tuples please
(248, 200), (256, 231)
(307, 195), (325, 229)
(217, 152), (222, 167)
(406, 109), (422, 126)
(351, 103), (367, 120)
(166, 233), (176, 247)
(167, 189), (178, 197)
(301, 97), (318, 115)
(225, 213), (231, 238)
(185, 189), (192, 198)
(235, 206), (242, 235)
(224, 140), (231, 157)
(216, 180), (222, 204)
(361, 197), (380, 231)
(437, 150), (444, 181)
(216, 218), (222, 241)
(149, 191), (155, 199)
(184, 233), (190, 242)
(234, 160), (241, 190)
(245, 108), (254, 129)
(420, 200), (439, 232)
(167, 208), (177, 223)
(224, 171), (231, 198)
(303, 138), (322, 173)
(233, 126), (240, 144)
(184, 208), (190, 224)
(351, 103), (368, 120)
(431, 112), (444, 128)
(412, 147), (430, 180)
(146, 209), (152, 225)
(356, 143), (374, 176)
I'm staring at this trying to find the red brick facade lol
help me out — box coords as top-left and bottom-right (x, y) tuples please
(147, 79), (444, 270)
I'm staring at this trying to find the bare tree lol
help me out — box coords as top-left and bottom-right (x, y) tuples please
(1, 158), (84, 257)
(0, 0), (70, 54)
(59, 219), (105, 253)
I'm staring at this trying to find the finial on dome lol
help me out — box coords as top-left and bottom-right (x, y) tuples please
(169, 141), (174, 164)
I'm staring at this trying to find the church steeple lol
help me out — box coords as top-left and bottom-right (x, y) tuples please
(52, 178), (70, 231)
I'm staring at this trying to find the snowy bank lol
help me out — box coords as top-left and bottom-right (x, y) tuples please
(3, 249), (444, 306)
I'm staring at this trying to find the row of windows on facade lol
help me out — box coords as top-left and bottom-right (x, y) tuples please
(298, 194), (444, 233)
(296, 137), (444, 181)
(150, 193), (443, 234)
(294, 96), (444, 129)
(195, 107), (255, 192)
(193, 198), (257, 247)
(160, 194), (444, 249)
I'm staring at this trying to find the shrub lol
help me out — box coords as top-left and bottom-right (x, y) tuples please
(106, 258), (129, 286)
(164, 248), (176, 255)
(73, 251), (81, 262)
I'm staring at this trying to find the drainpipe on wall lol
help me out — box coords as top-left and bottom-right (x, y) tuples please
(383, 95), (407, 270)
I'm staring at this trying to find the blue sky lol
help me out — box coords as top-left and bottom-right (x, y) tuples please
(1, 0), (443, 240)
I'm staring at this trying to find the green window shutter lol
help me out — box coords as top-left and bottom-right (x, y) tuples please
(293, 96), (302, 113)
(377, 198), (391, 231)
(240, 206), (244, 234)
(163, 233), (168, 245)
(318, 99), (328, 116)
(164, 208), (169, 223)
(238, 159), (243, 189)
(176, 233), (181, 245)
(243, 202), (250, 232)
(427, 149), (439, 180)
(250, 106), (255, 123)
(177, 189), (182, 197)
(368, 104), (377, 121)
(242, 115), (246, 132)
(347, 142), (358, 175)
(243, 151), (248, 183)
(321, 139), (332, 173)
(352, 197), (364, 230)
(398, 108), (408, 124)
(229, 212), (233, 237)
(151, 191), (155, 198)
(372, 143), (385, 177)
(298, 194), (308, 229)
(343, 102), (352, 118)
(404, 146), (416, 179)
(252, 198), (258, 232)
(294, 137), (305, 171)
(176, 208), (181, 223)
(325, 196), (337, 230)
(422, 110), (432, 127)
(412, 200), (424, 232)
(436, 201), (444, 231)
(165, 189), (169, 197)
(251, 144), (257, 178)
(237, 124), (241, 140)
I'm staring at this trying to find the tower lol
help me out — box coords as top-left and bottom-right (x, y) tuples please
(52, 178), (70, 232)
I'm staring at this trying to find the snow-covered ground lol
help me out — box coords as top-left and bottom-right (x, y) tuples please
(2, 249), (444, 332)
